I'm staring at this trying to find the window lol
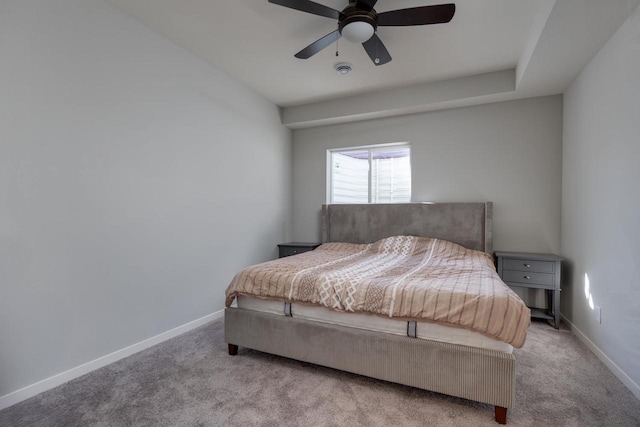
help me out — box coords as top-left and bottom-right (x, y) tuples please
(328, 144), (411, 204)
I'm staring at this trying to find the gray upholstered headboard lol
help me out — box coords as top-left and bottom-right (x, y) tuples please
(321, 202), (493, 253)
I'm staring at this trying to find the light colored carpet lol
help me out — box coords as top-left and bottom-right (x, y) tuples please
(1, 318), (639, 426)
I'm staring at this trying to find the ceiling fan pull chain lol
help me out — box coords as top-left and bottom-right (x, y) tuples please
(375, 36), (380, 64)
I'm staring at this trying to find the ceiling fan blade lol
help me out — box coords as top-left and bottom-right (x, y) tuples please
(362, 33), (391, 66)
(377, 3), (455, 26)
(268, 0), (340, 19)
(356, 0), (378, 12)
(295, 30), (342, 59)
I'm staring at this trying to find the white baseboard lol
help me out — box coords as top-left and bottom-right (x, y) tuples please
(561, 314), (640, 399)
(0, 309), (224, 411)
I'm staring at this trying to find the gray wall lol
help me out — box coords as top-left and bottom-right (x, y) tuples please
(562, 6), (640, 389)
(0, 0), (291, 397)
(292, 96), (563, 257)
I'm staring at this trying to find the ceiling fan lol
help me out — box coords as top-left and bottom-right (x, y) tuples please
(268, 0), (456, 66)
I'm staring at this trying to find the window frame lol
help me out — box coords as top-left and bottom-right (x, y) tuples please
(326, 142), (412, 204)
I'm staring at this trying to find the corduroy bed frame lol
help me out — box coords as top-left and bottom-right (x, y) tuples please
(225, 202), (515, 424)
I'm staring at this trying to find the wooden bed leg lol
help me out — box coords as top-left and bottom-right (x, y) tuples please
(495, 406), (507, 424)
(228, 344), (238, 356)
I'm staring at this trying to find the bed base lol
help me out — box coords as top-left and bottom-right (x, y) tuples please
(225, 308), (514, 424)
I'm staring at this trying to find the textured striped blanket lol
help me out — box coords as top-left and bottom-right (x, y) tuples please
(225, 236), (530, 347)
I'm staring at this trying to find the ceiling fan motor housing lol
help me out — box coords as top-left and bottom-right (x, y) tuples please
(338, 4), (378, 42)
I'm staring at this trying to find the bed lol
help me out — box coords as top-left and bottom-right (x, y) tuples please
(224, 202), (529, 424)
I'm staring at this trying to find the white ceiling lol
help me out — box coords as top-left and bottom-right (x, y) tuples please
(107, 0), (639, 126)
(106, 0), (539, 106)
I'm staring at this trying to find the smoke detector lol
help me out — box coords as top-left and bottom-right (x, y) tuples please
(335, 62), (353, 75)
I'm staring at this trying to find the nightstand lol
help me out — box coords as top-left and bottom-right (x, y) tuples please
(495, 251), (563, 329)
(277, 242), (321, 258)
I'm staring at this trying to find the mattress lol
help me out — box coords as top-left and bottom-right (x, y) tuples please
(237, 295), (513, 354)
(226, 236), (530, 348)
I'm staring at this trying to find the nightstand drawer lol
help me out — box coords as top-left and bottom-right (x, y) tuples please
(279, 246), (307, 257)
(502, 258), (554, 273)
(277, 242), (321, 258)
(502, 270), (555, 287)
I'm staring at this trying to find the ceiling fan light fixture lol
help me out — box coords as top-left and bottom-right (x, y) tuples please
(341, 21), (374, 43)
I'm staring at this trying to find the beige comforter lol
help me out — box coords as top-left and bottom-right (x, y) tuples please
(225, 236), (530, 347)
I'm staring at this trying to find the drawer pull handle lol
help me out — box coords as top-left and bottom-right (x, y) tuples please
(524, 276), (531, 280)
(524, 263), (531, 268)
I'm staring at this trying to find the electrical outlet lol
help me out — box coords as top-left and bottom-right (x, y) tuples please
(595, 306), (601, 324)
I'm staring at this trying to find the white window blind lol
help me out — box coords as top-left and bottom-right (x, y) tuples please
(329, 145), (411, 204)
